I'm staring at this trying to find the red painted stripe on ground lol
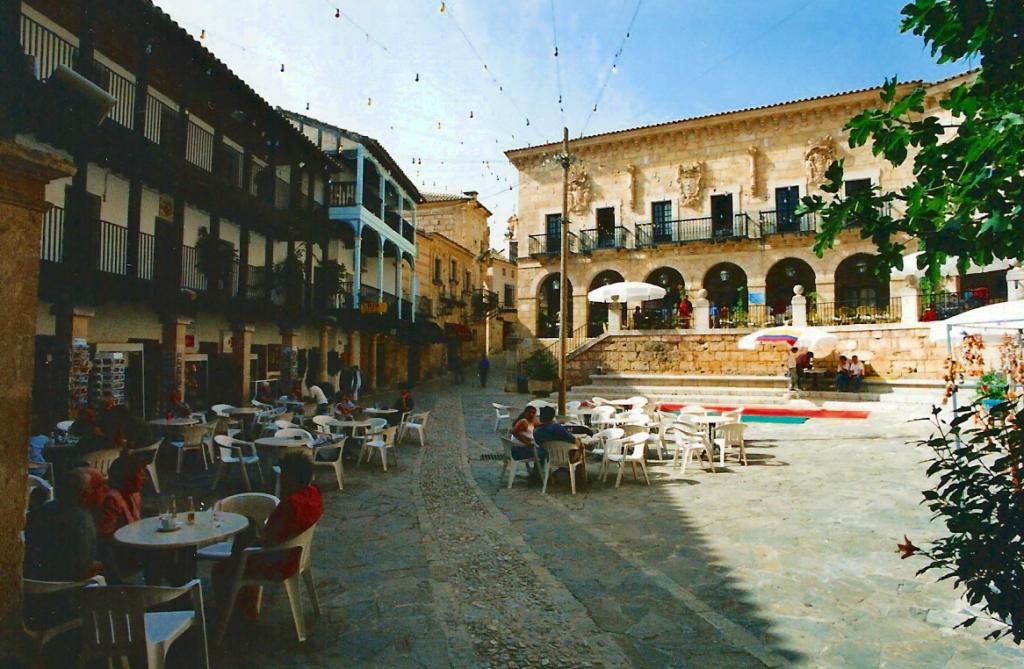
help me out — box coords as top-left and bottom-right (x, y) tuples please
(657, 403), (870, 419)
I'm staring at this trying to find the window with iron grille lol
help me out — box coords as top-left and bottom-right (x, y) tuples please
(652, 201), (672, 242)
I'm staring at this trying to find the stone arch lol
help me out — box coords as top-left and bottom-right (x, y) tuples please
(835, 253), (890, 306)
(587, 270), (625, 337)
(703, 262), (748, 313)
(766, 258), (816, 312)
(537, 273), (573, 338)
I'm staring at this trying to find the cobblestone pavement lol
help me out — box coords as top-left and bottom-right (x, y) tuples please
(206, 365), (1024, 668)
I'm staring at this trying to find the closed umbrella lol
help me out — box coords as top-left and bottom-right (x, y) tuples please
(587, 281), (666, 303)
(737, 326), (839, 355)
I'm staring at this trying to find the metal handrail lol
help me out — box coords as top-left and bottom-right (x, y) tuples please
(579, 226), (633, 252)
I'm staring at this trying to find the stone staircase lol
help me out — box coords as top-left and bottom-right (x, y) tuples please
(567, 372), (946, 410)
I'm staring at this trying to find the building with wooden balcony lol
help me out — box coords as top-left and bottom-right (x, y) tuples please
(505, 72), (1013, 340)
(7, 0), (422, 421)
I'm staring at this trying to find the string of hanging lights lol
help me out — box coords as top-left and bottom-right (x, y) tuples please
(580, 0), (644, 136)
(549, 0), (566, 127)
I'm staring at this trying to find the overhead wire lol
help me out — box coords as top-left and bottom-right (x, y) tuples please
(580, 0), (643, 137)
(550, 0), (566, 127)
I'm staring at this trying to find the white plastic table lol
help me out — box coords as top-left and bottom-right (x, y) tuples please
(364, 408), (398, 416)
(147, 417), (199, 427)
(114, 510), (248, 551)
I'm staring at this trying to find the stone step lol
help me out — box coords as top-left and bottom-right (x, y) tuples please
(589, 373), (788, 390)
(567, 390), (792, 407)
(571, 384), (787, 398)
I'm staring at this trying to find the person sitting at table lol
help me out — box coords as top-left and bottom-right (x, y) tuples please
(511, 406), (539, 446)
(308, 384), (330, 415)
(533, 406), (578, 461)
(335, 393), (359, 418)
(213, 452), (324, 620)
(169, 390), (192, 418)
(28, 414), (49, 479)
(848, 355), (865, 392)
(24, 467), (106, 583)
(96, 454), (146, 583)
(834, 355), (850, 392)
(256, 382), (275, 405)
(390, 388), (414, 426)
(794, 350), (814, 390)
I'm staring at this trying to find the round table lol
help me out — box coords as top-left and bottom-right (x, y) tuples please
(255, 435), (312, 449)
(115, 510), (249, 585)
(227, 406), (263, 438)
(364, 408), (398, 416)
(148, 417), (199, 427)
(114, 510), (249, 550)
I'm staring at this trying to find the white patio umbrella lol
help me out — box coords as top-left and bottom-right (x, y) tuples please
(587, 281), (666, 303)
(737, 325), (839, 355)
(928, 299), (1024, 342)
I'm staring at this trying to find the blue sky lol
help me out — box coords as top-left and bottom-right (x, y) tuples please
(159, 0), (963, 248)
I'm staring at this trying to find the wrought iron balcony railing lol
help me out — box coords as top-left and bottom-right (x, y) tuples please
(635, 214), (752, 247)
(758, 210), (819, 236)
(579, 226), (633, 252)
(528, 232), (577, 257)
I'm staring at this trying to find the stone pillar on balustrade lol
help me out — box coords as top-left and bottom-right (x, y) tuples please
(1007, 261), (1024, 301)
(318, 325), (331, 382)
(0, 139), (75, 651)
(693, 289), (711, 331)
(607, 297), (623, 333)
(790, 285), (808, 327)
(899, 276), (920, 324)
(232, 323), (254, 402)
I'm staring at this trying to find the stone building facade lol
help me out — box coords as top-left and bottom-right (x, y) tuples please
(505, 75), (973, 341)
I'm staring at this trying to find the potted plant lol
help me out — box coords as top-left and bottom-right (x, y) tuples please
(319, 259), (351, 308)
(195, 227), (238, 292)
(523, 348), (558, 395)
(977, 370), (1009, 412)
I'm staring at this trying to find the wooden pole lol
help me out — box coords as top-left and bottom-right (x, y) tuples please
(558, 127), (569, 414)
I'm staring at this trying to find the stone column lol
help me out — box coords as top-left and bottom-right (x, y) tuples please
(1007, 262), (1024, 301)
(280, 329), (300, 397)
(319, 325), (331, 381)
(0, 140), (74, 650)
(693, 289), (711, 331)
(368, 333), (379, 391)
(791, 285), (807, 327)
(161, 317), (191, 408)
(899, 276), (920, 324)
(232, 324), (254, 402)
(608, 298), (622, 333)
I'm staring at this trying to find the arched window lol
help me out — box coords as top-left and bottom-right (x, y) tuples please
(766, 258), (816, 312)
(835, 254), (889, 307)
(537, 273), (573, 338)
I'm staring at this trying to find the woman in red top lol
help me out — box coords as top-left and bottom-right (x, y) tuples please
(96, 454), (146, 582)
(214, 452), (323, 618)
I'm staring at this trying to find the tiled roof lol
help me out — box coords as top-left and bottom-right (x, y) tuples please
(421, 192), (470, 203)
(504, 73), (974, 156)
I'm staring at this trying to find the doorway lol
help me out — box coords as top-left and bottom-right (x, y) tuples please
(596, 207), (616, 248)
(775, 186), (801, 232)
(711, 194), (733, 238)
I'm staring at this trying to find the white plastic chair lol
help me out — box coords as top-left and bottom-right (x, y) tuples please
(602, 432), (650, 488)
(541, 441), (583, 495)
(23, 575), (105, 663)
(171, 424), (211, 473)
(274, 427), (315, 445)
(526, 399), (553, 410)
(492, 403), (513, 433)
(647, 419), (677, 460)
(500, 436), (540, 489)
(399, 411), (429, 446)
(211, 435), (264, 491)
(590, 397), (611, 406)
(678, 404), (707, 418)
(310, 430), (346, 490)
(252, 399), (273, 410)
(26, 474), (54, 510)
(590, 405), (617, 430)
(361, 426), (399, 470)
(715, 421), (749, 466)
(214, 522), (321, 644)
(133, 438), (164, 494)
(583, 427), (625, 463)
(311, 415), (344, 435)
(669, 423), (712, 474)
(197, 492), (279, 561)
(55, 419), (74, 435)
(75, 578), (209, 669)
(625, 396), (649, 410)
(274, 419), (302, 431)
(83, 448), (121, 477)
(720, 408), (744, 424)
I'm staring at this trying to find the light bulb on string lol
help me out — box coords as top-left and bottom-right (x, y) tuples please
(469, 110), (474, 119)
(437, 122), (442, 130)
(553, 47), (558, 57)
(335, 8), (340, 18)
(593, 104), (598, 112)
(306, 101), (310, 111)
(612, 63), (618, 73)
(525, 118), (530, 126)
(199, 29), (205, 40)
(558, 95), (562, 104)
(415, 73), (419, 82)
(439, 2), (445, 12)
(280, 64), (285, 72)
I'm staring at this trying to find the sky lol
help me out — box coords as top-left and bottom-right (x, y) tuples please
(158, 0), (964, 250)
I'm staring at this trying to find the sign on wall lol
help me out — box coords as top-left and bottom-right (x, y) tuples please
(360, 302), (388, 315)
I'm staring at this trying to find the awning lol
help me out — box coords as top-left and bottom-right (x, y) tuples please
(445, 323), (474, 342)
(398, 320), (446, 344)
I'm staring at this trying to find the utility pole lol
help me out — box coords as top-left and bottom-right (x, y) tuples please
(557, 127), (570, 414)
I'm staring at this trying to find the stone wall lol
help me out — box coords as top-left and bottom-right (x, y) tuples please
(565, 325), (949, 387)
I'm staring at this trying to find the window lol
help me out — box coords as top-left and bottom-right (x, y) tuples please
(774, 186), (800, 232)
(433, 257), (442, 283)
(652, 201), (672, 242)
(596, 207), (616, 247)
(844, 178), (872, 196)
(464, 269), (472, 291)
(711, 193), (734, 238)
(544, 213), (561, 254)
(450, 259), (457, 282)
(504, 283), (515, 307)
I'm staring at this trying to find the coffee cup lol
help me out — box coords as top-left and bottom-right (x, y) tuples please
(160, 515), (178, 530)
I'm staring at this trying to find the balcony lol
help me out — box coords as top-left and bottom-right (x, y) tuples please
(758, 210), (818, 236)
(809, 299), (902, 326)
(528, 232), (578, 258)
(329, 181), (357, 207)
(471, 288), (498, 320)
(508, 241), (518, 263)
(579, 226), (633, 252)
(635, 214), (752, 247)
(402, 219), (415, 244)
(385, 210), (402, 233)
(363, 186), (383, 218)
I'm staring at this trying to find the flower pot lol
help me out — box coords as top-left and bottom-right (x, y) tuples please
(982, 398), (1005, 413)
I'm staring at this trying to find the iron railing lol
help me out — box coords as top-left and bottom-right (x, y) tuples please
(274, 177), (290, 210)
(180, 245), (206, 291)
(329, 181), (357, 206)
(143, 94), (178, 146)
(185, 119), (214, 172)
(19, 14), (78, 81)
(245, 265), (267, 300)
(40, 206), (64, 262)
(363, 187), (382, 218)
(528, 232), (578, 257)
(919, 291), (1003, 321)
(385, 210), (402, 233)
(97, 221), (128, 275)
(636, 214), (752, 246)
(94, 61), (135, 129)
(249, 163), (267, 198)
(223, 144), (244, 189)
(758, 210), (819, 236)
(542, 323), (591, 360)
(138, 231), (155, 280)
(402, 221), (415, 244)
(808, 299), (902, 326)
(579, 226), (633, 252)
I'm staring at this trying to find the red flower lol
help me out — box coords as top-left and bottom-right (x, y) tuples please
(896, 535), (919, 560)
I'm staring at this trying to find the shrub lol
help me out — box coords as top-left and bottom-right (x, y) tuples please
(523, 348), (558, 381)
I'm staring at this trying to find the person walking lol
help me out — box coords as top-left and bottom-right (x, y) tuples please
(477, 354), (490, 387)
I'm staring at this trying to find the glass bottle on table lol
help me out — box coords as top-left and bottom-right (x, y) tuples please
(186, 496), (196, 525)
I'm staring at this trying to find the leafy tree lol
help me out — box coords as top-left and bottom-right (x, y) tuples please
(800, 0), (1024, 283)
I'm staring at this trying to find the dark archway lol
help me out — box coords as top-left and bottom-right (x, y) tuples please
(642, 267), (686, 328)
(588, 270), (625, 337)
(704, 262), (748, 313)
(766, 258), (816, 313)
(835, 254), (890, 306)
(537, 273), (573, 338)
